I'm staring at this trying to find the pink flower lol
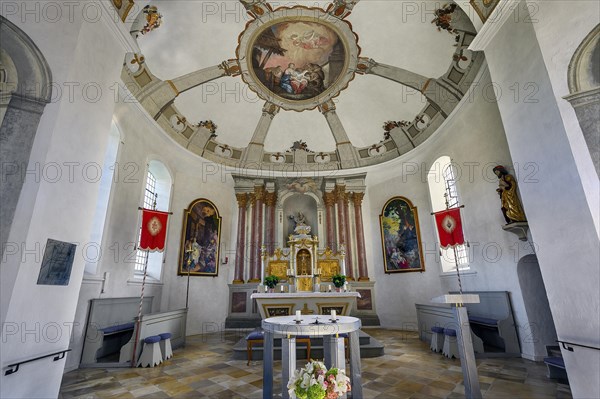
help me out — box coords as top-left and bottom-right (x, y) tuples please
(326, 391), (338, 399)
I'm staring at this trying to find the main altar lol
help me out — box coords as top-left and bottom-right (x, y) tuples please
(251, 225), (361, 318)
(225, 175), (380, 328)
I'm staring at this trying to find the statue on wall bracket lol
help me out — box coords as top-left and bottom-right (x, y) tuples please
(493, 165), (527, 224)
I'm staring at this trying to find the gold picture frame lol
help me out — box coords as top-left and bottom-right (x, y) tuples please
(379, 196), (425, 273)
(178, 198), (222, 276)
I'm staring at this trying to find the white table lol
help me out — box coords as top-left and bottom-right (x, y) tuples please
(261, 315), (362, 399)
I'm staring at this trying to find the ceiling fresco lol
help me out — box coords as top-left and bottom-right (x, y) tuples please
(122, 0), (484, 171)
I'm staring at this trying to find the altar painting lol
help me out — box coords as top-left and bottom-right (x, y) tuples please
(178, 199), (222, 276)
(250, 20), (345, 101)
(380, 197), (425, 273)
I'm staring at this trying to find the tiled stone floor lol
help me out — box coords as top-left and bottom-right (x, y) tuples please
(59, 329), (571, 398)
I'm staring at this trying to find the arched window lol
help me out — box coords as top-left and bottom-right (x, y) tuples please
(428, 156), (469, 273)
(134, 160), (172, 280)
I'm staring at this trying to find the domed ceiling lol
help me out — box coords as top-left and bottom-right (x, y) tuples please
(122, 0), (483, 170)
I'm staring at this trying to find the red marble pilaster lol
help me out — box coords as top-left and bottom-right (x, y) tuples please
(352, 192), (369, 281)
(341, 188), (354, 281)
(323, 191), (336, 249)
(233, 193), (248, 283)
(264, 191), (277, 254)
(249, 186), (265, 282)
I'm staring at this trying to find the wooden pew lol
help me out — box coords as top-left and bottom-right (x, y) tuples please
(450, 291), (521, 355)
(119, 308), (188, 364)
(81, 297), (153, 366)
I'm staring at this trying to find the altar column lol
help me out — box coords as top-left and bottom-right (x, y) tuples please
(249, 186), (265, 282)
(351, 192), (369, 281)
(336, 185), (354, 280)
(323, 191), (336, 250)
(234, 193), (248, 283)
(264, 191), (277, 254)
(342, 189), (355, 281)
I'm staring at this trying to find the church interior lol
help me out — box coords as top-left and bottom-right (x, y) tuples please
(1, 0), (599, 398)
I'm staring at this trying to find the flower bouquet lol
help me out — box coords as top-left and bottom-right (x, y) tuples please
(287, 360), (351, 399)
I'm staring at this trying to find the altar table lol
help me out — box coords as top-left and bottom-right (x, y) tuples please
(261, 315), (362, 399)
(251, 292), (360, 320)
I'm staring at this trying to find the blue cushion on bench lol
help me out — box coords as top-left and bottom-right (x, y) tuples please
(544, 356), (565, 368)
(444, 328), (457, 337)
(469, 316), (499, 326)
(246, 330), (264, 341)
(144, 335), (161, 344)
(159, 333), (172, 340)
(431, 326), (445, 334)
(100, 322), (135, 334)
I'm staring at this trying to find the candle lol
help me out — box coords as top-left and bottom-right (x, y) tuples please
(328, 284), (332, 292)
(295, 310), (301, 321)
(331, 310), (336, 320)
(344, 282), (348, 292)
(280, 285), (284, 292)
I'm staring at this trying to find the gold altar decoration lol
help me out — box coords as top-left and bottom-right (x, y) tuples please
(318, 260), (340, 282)
(268, 261), (289, 281)
(297, 277), (313, 292)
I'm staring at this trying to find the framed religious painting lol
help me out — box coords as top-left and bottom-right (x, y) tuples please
(379, 196), (425, 273)
(178, 199), (222, 276)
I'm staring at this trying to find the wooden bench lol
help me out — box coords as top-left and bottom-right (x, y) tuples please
(544, 345), (568, 383)
(451, 291), (521, 355)
(81, 297), (153, 366)
(119, 308), (188, 364)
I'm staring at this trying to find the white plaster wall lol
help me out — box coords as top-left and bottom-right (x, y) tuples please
(1, 5), (126, 397)
(527, 0), (600, 234)
(66, 93), (238, 372)
(361, 66), (542, 362)
(479, 3), (600, 396)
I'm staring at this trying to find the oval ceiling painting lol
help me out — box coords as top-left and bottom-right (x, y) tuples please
(250, 21), (345, 101)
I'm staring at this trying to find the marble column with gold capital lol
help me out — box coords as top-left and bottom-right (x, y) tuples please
(323, 191), (336, 250)
(233, 193), (248, 284)
(351, 192), (369, 281)
(335, 185), (354, 280)
(248, 186), (265, 282)
(264, 191), (278, 254)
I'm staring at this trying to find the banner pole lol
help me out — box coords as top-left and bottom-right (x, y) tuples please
(131, 250), (149, 367)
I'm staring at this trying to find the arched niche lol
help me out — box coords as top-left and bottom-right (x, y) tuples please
(0, 16), (53, 259)
(517, 254), (558, 360)
(565, 24), (600, 175)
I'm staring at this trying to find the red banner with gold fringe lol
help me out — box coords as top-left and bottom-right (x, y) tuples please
(139, 209), (169, 252)
(434, 208), (465, 248)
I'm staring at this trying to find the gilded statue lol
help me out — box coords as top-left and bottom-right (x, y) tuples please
(493, 165), (527, 224)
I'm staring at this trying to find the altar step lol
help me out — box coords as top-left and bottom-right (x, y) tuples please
(231, 330), (384, 362)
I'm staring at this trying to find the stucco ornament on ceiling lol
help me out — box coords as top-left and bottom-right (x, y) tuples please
(122, 0), (483, 171)
(237, 7), (360, 111)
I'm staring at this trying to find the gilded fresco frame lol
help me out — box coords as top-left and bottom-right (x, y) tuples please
(178, 198), (222, 276)
(379, 196), (425, 273)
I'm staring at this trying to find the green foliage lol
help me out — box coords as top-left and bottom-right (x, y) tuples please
(264, 275), (279, 289)
(332, 274), (346, 288)
(307, 384), (326, 399)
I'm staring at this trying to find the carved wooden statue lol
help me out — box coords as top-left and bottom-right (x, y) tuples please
(493, 165), (527, 224)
